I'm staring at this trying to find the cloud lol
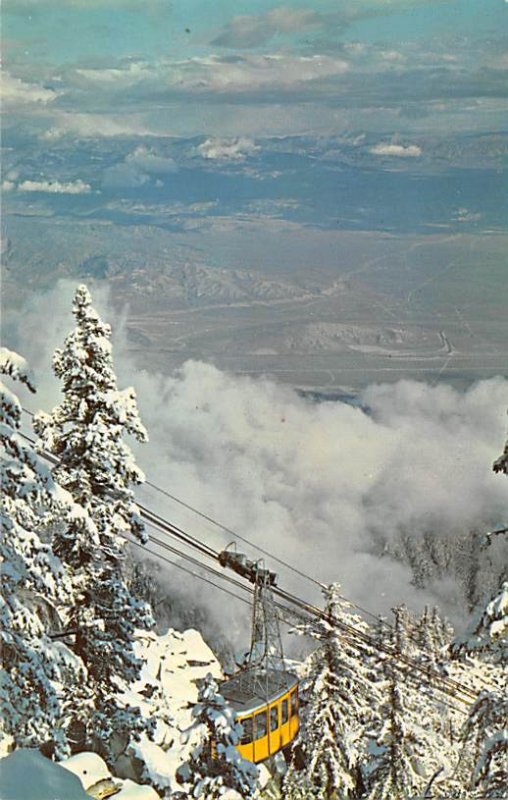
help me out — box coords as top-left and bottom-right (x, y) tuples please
(452, 207), (482, 223)
(41, 112), (160, 139)
(102, 163), (150, 189)
(197, 137), (259, 162)
(68, 53), (350, 96)
(2, 72), (59, 108)
(125, 146), (177, 174)
(211, 7), (323, 48)
(173, 54), (350, 92)
(9, 281), (508, 631)
(73, 61), (152, 88)
(211, 1), (455, 48)
(17, 178), (92, 194)
(370, 142), (422, 157)
(101, 146), (177, 189)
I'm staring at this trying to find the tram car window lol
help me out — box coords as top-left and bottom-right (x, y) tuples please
(290, 688), (298, 717)
(240, 717), (253, 745)
(255, 711), (267, 740)
(281, 698), (288, 725)
(270, 706), (279, 732)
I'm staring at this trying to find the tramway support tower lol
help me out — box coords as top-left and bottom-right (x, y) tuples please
(217, 545), (300, 763)
(247, 567), (285, 691)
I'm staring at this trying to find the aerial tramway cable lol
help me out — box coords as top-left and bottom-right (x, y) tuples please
(141, 514), (475, 714)
(143, 477), (325, 589)
(129, 539), (252, 609)
(136, 530), (469, 719)
(16, 424), (489, 713)
(18, 407), (493, 661)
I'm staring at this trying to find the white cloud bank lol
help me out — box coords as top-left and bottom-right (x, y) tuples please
(212, 7), (322, 48)
(2, 72), (59, 108)
(71, 53), (349, 95)
(197, 137), (259, 161)
(10, 282), (508, 633)
(17, 179), (92, 194)
(126, 145), (177, 174)
(101, 146), (177, 189)
(370, 142), (422, 157)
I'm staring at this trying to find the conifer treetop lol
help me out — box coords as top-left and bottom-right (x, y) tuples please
(50, 285), (147, 443)
(34, 283), (148, 546)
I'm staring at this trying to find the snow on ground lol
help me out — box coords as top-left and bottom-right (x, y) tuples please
(114, 780), (161, 799)
(0, 629), (232, 799)
(0, 750), (161, 800)
(116, 626), (223, 795)
(61, 752), (160, 798)
(62, 751), (111, 786)
(0, 735), (15, 760)
(0, 750), (90, 800)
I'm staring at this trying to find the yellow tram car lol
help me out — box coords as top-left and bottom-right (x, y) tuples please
(220, 669), (299, 763)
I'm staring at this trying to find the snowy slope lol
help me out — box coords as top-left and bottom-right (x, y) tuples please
(115, 626), (223, 794)
(61, 752), (160, 799)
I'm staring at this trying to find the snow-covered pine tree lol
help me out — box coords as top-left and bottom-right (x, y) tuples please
(362, 605), (449, 800)
(0, 347), (87, 757)
(414, 605), (454, 669)
(464, 688), (508, 798)
(33, 286), (153, 756)
(283, 583), (377, 800)
(175, 673), (259, 800)
(453, 581), (508, 798)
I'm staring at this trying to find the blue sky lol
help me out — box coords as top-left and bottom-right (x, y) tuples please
(4, 1), (505, 65)
(2, 1), (507, 236)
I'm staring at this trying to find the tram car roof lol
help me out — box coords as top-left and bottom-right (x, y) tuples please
(220, 669), (298, 715)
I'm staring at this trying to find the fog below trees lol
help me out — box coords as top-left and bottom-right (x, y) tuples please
(10, 282), (508, 643)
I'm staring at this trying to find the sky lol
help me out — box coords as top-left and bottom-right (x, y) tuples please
(2, 0), (507, 283)
(3, 0), (507, 144)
